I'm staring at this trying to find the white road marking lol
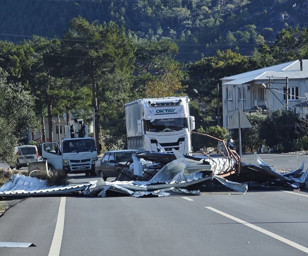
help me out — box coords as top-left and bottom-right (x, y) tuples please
(206, 206), (308, 254)
(182, 197), (194, 201)
(284, 191), (308, 198)
(48, 197), (66, 256)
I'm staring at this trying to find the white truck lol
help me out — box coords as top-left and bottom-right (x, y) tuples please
(125, 96), (195, 154)
(41, 121), (98, 176)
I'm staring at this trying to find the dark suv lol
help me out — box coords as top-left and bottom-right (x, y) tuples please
(95, 149), (137, 180)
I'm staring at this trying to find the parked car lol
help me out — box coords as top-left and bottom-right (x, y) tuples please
(13, 145), (39, 169)
(95, 149), (138, 180)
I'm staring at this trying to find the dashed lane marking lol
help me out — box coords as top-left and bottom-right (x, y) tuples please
(48, 197), (66, 256)
(206, 206), (308, 254)
(182, 197), (194, 201)
(284, 191), (308, 198)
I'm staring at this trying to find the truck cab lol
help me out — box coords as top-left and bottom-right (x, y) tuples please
(125, 97), (195, 154)
(42, 137), (98, 176)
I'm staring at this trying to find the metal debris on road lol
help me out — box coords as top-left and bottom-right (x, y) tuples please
(1, 146), (307, 198)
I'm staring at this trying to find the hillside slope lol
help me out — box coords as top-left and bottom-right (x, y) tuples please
(0, 0), (307, 61)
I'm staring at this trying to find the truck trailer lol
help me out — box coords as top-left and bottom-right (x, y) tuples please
(125, 96), (195, 154)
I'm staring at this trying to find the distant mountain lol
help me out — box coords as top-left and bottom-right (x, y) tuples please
(0, 0), (307, 62)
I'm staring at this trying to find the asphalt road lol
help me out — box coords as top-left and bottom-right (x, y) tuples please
(1, 153), (308, 256)
(1, 190), (308, 256)
(241, 153), (308, 172)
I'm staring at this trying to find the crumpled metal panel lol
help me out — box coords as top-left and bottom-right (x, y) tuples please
(0, 242), (36, 248)
(83, 154), (246, 197)
(240, 155), (308, 189)
(0, 174), (90, 198)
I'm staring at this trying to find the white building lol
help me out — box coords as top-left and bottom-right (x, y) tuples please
(30, 115), (93, 144)
(221, 59), (308, 129)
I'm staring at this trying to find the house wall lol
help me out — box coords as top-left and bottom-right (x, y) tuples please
(30, 116), (94, 144)
(221, 59), (308, 129)
(222, 78), (308, 128)
(222, 83), (251, 128)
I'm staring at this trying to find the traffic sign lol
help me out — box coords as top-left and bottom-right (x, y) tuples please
(228, 108), (252, 129)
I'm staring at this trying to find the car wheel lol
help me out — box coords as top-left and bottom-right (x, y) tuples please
(90, 168), (96, 177)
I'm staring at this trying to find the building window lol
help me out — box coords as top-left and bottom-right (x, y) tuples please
(227, 87), (233, 100)
(258, 88), (264, 101)
(284, 86), (299, 100)
(238, 86), (246, 100)
(56, 126), (63, 134)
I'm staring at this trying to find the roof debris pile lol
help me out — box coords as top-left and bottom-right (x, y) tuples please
(0, 149), (307, 198)
(88, 150), (247, 197)
(234, 155), (308, 189)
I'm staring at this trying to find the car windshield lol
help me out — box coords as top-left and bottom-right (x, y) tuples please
(144, 118), (188, 132)
(19, 147), (36, 155)
(116, 152), (135, 162)
(63, 139), (96, 153)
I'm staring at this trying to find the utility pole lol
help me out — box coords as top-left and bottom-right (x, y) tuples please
(286, 77), (289, 111)
(217, 83), (220, 126)
(237, 108), (242, 157)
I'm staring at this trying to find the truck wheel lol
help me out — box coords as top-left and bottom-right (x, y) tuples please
(48, 164), (55, 172)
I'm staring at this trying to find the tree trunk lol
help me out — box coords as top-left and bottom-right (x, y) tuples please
(47, 73), (53, 142)
(47, 102), (53, 142)
(41, 116), (46, 142)
(90, 58), (101, 150)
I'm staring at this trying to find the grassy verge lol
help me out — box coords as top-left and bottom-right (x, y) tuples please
(0, 168), (26, 215)
(0, 168), (12, 214)
(0, 168), (12, 186)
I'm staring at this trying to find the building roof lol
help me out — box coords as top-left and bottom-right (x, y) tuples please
(221, 59), (308, 85)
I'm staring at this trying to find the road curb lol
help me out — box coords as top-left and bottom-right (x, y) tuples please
(0, 199), (23, 217)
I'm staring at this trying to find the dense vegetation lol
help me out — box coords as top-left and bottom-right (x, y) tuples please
(0, 0), (307, 61)
(0, 14), (307, 163)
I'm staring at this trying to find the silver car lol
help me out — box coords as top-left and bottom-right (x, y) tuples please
(13, 145), (39, 169)
(95, 149), (137, 180)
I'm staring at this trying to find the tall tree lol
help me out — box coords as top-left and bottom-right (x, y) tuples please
(133, 39), (184, 98)
(186, 49), (251, 128)
(252, 27), (308, 67)
(26, 36), (64, 142)
(62, 17), (136, 148)
(0, 68), (36, 164)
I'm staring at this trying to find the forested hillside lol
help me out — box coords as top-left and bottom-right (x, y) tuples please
(1, 0), (307, 61)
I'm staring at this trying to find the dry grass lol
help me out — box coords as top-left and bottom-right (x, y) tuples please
(0, 168), (15, 214)
(0, 168), (15, 186)
(0, 168), (29, 185)
(0, 168), (67, 214)
(0, 167), (67, 187)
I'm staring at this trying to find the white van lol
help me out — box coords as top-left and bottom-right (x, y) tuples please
(14, 145), (39, 169)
